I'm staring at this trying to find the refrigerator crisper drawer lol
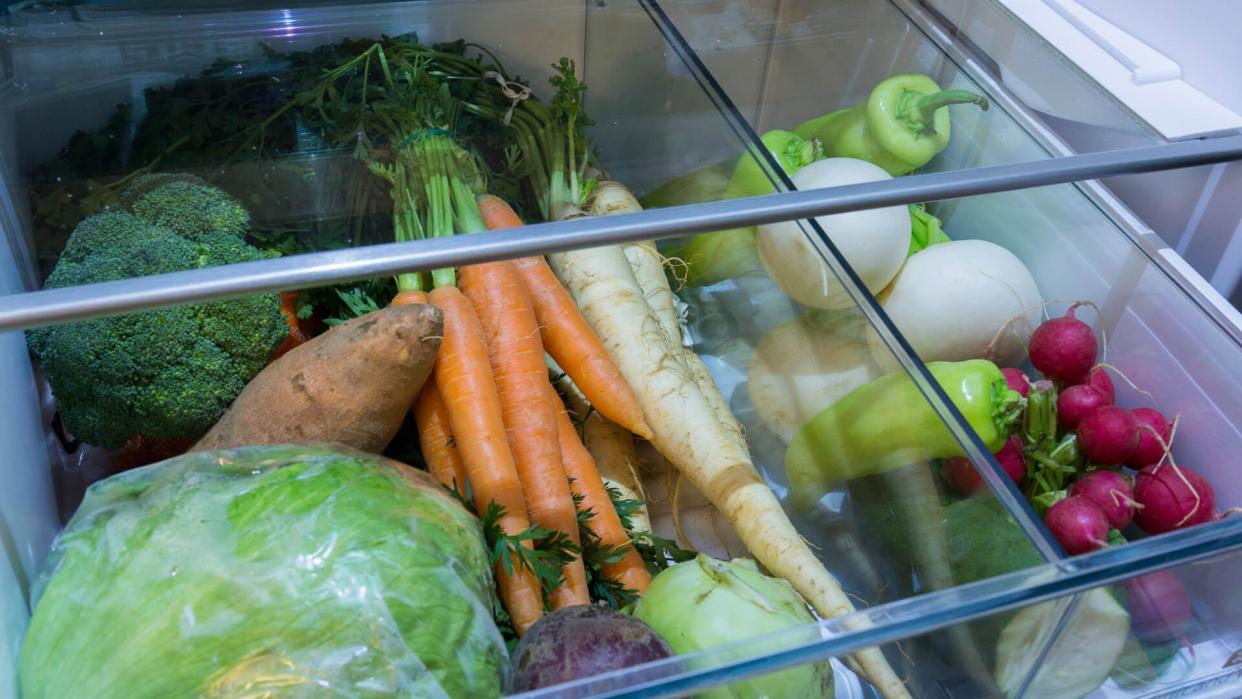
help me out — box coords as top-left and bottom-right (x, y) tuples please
(1, 1), (1241, 698)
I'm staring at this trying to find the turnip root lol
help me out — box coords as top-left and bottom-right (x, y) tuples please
(1076, 406), (1140, 466)
(1045, 496), (1109, 555)
(756, 158), (909, 310)
(869, 239), (1042, 368)
(194, 304), (442, 453)
(1069, 470), (1138, 531)
(1057, 385), (1111, 430)
(748, 311), (880, 443)
(1029, 304), (1097, 385)
(1133, 462), (1217, 534)
(1130, 408), (1172, 468)
(559, 181), (910, 699)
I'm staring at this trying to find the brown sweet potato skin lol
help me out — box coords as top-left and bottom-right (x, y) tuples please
(194, 303), (443, 453)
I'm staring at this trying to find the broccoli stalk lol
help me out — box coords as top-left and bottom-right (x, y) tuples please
(27, 179), (285, 450)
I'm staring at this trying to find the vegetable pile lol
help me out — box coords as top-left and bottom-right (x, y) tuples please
(22, 35), (938, 699)
(23, 30), (1228, 699)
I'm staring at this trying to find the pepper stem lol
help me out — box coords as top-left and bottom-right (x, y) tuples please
(993, 380), (1027, 437)
(899, 89), (990, 134)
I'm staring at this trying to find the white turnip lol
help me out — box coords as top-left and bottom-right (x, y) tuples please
(756, 158), (909, 310)
(871, 239), (1042, 367)
(1045, 496), (1109, 555)
(1029, 304), (1097, 385)
(1076, 406), (1139, 466)
(1130, 408), (1172, 468)
(1069, 470), (1137, 530)
(1057, 385), (1111, 430)
(1123, 570), (1191, 645)
(1133, 462), (1216, 534)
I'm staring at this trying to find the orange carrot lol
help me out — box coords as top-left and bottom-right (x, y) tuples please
(392, 290), (466, 493)
(429, 285), (544, 634)
(544, 381), (652, 596)
(476, 194), (652, 440)
(271, 290), (311, 360)
(391, 289), (429, 306)
(459, 261), (589, 609)
(412, 382), (466, 494)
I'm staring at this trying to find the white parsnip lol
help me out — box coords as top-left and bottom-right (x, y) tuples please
(548, 181), (910, 699)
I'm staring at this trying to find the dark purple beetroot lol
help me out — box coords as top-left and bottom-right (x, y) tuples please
(1130, 408), (1172, 468)
(508, 605), (674, 692)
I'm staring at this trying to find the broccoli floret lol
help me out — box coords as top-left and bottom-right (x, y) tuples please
(28, 194), (284, 449)
(116, 172), (209, 209)
(129, 180), (250, 241)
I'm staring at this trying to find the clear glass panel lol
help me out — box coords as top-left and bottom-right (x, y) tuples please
(508, 519), (1242, 698)
(6, 1), (1242, 699)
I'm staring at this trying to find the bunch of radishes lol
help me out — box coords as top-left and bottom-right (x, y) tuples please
(1010, 304), (1221, 556)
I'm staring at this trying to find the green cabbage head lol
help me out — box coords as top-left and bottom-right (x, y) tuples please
(20, 444), (505, 698)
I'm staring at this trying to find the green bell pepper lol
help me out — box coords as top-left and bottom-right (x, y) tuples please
(677, 129), (821, 287)
(794, 73), (989, 176)
(907, 203), (951, 257)
(785, 359), (1024, 512)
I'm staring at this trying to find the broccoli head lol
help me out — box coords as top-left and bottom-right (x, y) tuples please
(28, 203), (285, 449)
(128, 179), (250, 241)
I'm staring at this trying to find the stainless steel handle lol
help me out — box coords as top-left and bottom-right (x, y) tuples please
(3, 134), (1242, 333)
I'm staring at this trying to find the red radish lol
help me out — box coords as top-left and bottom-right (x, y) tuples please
(995, 435), (1026, 485)
(941, 457), (984, 494)
(1028, 305), (1098, 385)
(942, 437), (1026, 494)
(1057, 384), (1111, 430)
(1085, 365), (1115, 402)
(1001, 368), (1030, 398)
(1130, 408), (1172, 468)
(1133, 462), (1216, 534)
(1045, 496), (1110, 555)
(1123, 570), (1191, 644)
(1069, 470), (1138, 530)
(1077, 406), (1140, 465)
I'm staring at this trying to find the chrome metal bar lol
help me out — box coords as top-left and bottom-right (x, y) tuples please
(4, 134), (1242, 333)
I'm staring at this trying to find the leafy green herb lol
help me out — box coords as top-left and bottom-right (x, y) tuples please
(479, 501), (579, 602)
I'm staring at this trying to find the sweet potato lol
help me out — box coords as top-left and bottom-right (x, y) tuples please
(194, 304), (443, 453)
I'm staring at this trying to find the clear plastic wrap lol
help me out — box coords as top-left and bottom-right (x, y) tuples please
(19, 444), (505, 699)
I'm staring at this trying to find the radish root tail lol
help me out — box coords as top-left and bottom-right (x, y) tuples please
(1093, 362), (1155, 403)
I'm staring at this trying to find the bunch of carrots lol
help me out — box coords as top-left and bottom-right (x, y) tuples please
(267, 42), (909, 699)
(401, 194), (653, 634)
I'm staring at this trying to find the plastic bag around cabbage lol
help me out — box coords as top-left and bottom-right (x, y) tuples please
(20, 444), (505, 699)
